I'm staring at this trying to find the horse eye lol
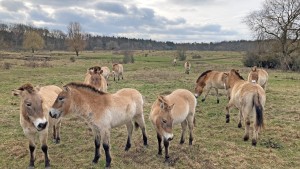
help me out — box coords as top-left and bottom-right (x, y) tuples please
(162, 119), (167, 123)
(58, 97), (64, 101)
(26, 103), (31, 107)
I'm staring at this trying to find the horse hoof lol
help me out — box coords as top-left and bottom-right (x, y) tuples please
(238, 123), (242, 128)
(179, 140), (184, 144)
(243, 135), (249, 141)
(45, 166), (51, 169)
(27, 166), (34, 169)
(226, 119), (230, 123)
(158, 151), (162, 155)
(201, 99), (205, 102)
(217, 100), (220, 104)
(252, 139), (257, 146)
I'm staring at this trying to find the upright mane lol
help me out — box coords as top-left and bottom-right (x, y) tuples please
(113, 63), (118, 66)
(65, 82), (106, 95)
(196, 70), (212, 83)
(232, 70), (244, 80)
(18, 83), (35, 93)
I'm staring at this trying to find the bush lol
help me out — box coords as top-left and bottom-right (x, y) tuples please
(192, 54), (202, 59)
(2, 62), (12, 70)
(290, 54), (300, 71)
(70, 56), (76, 62)
(122, 51), (134, 64)
(242, 52), (280, 69)
(177, 49), (187, 61)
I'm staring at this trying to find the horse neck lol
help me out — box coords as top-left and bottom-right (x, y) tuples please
(228, 75), (244, 88)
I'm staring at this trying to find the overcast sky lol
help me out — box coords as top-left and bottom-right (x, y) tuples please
(0, 0), (264, 43)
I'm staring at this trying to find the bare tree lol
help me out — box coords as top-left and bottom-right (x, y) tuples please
(23, 31), (45, 53)
(244, 0), (300, 70)
(66, 22), (85, 56)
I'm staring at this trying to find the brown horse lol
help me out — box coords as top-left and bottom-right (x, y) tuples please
(184, 61), (191, 74)
(112, 63), (124, 81)
(84, 66), (108, 92)
(149, 89), (197, 161)
(12, 83), (62, 168)
(247, 66), (269, 90)
(194, 70), (227, 103)
(49, 83), (147, 168)
(224, 69), (266, 146)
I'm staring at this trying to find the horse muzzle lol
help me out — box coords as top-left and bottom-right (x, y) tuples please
(49, 108), (61, 119)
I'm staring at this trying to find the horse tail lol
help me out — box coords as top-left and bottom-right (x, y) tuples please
(253, 92), (264, 129)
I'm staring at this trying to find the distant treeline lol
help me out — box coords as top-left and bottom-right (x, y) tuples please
(0, 23), (257, 51)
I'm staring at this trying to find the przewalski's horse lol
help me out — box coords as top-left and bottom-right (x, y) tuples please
(49, 83), (148, 168)
(101, 66), (111, 81)
(12, 83), (63, 168)
(149, 89), (197, 161)
(84, 66), (108, 92)
(173, 58), (177, 66)
(184, 61), (191, 74)
(224, 69), (266, 146)
(194, 70), (227, 103)
(247, 66), (269, 90)
(112, 63), (124, 81)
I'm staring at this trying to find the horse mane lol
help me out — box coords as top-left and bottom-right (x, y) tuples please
(18, 83), (35, 93)
(113, 63), (118, 66)
(232, 70), (244, 80)
(196, 70), (212, 83)
(65, 82), (106, 95)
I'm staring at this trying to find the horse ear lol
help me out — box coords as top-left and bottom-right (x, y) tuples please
(63, 86), (70, 92)
(252, 66), (257, 71)
(12, 89), (21, 97)
(236, 69), (239, 73)
(34, 85), (41, 92)
(168, 103), (175, 111)
(99, 70), (103, 74)
(224, 72), (229, 77)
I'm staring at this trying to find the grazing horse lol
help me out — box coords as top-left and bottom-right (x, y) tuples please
(194, 70), (227, 103)
(149, 89), (197, 161)
(101, 66), (111, 81)
(12, 83), (63, 168)
(184, 61), (191, 74)
(112, 63), (124, 81)
(49, 83), (148, 168)
(224, 69), (266, 146)
(247, 66), (268, 90)
(84, 66), (108, 92)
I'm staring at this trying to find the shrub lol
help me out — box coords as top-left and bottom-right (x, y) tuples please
(2, 62), (12, 70)
(122, 51), (134, 64)
(177, 49), (187, 61)
(192, 54), (202, 59)
(242, 51), (280, 69)
(70, 56), (76, 62)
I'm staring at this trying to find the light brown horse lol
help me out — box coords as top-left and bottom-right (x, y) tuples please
(49, 83), (147, 168)
(112, 63), (124, 81)
(84, 66), (108, 92)
(101, 66), (111, 81)
(194, 70), (227, 103)
(12, 83), (62, 168)
(247, 66), (269, 90)
(184, 61), (191, 74)
(224, 69), (266, 146)
(149, 89), (197, 161)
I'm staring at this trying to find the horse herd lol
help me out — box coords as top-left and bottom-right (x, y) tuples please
(12, 63), (268, 168)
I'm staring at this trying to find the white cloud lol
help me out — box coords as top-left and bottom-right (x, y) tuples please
(0, 0), (264, 42)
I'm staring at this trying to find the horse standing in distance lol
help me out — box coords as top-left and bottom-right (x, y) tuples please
(247, 66), (269, 90)
(101, 66), (111, 81)
(224, 69), (266, 146)
(194, 70), (227, 103)
(184, 61), (191, 74)
(12, 83), (63, 169)
(49, 83), (148, 168)
(84, 66), (108, 92)
(149, 89), (197, 161)
(173, 58), (177, 66)
(112, 63), (124, 81)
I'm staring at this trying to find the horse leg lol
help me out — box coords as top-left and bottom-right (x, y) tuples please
(157, 133), (162, 155)
(225, 102), (234, 123)
(39, 131), (50, 168)
(180, 120), (187, 144)
(134, 114), (148, 146)
(101, 130), (112, 168)
(163, 139), (170, 162)
(238, 110), (243, 128)
(27, 134), (36, 169)
(92, 133), (101, 164)
(252, 113), (261, 146)
(202, 87), (212, 102)
(215, 88), (220, 104)
(121, 72), (123, 80)
(125, 122), (133, 151)
(242, 106), (251, 142)
(53, 119), (61, 144)
(187, 114), (194, 145)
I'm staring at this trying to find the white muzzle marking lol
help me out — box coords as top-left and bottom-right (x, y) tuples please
(194, 93), (199, 98)
(33, 117), (47, 129)
(251, 80), (256, 83)
(49, 108), (61, 118)
(163, 131), (174, 141)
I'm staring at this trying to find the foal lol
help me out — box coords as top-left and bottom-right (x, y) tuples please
(49, 83), (147, 168)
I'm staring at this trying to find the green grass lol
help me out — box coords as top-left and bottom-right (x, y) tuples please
(0, 50), (299, 169)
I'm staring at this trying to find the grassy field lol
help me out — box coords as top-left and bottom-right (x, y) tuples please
(0, 50), (299, 169)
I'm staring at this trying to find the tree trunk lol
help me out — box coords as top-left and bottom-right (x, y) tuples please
(31, 48), (34, 53)
(75, 50), (79, 56)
